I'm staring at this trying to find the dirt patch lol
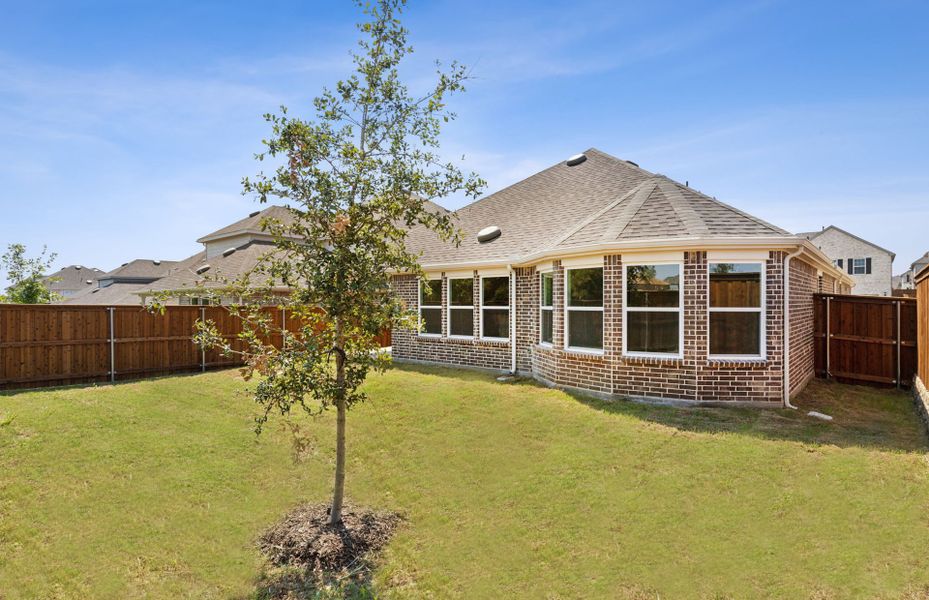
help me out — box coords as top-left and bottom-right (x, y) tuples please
(258, 502), (402, 582)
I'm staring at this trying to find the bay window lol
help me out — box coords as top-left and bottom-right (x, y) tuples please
(540, 272), (553, 344)
(708, 262), (764, 357)
(480, 276), (509, 340)
(419, 279), (442, 336)
(565, 267), (603, 351)
(448, 277), (474, 338)
(624, 263), (682, 357)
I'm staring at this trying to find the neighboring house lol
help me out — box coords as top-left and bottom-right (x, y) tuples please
(797, 226), (894, 296)
(44, 265), (104, 298)
(139, 206), (294, 304)
(391, 148), (852, 407)
(894, 251), (929, 291)
(66, 259), (177, 305)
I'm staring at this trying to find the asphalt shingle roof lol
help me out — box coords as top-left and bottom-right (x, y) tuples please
(44, 265), (105, 292)
(196, 205), (294, 242)
(404, 148), (793, 266)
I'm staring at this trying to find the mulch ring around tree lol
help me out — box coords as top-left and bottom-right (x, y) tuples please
(257, 502), (403, 587)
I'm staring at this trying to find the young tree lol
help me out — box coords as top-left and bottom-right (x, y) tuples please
(193, 0), (483, 525)
(1, 243), (60, 304)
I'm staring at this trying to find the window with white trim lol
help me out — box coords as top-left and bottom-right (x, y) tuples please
(480, 276), (509, 340)
(852, 258), (867, 275)
(708, 262), (765, 357)
(565, 267), (603, 351)
(419, 279), (442, 336)
(448, 277), (474, 337)
(624, 263), (682, 356)
(540, 272), (553, 345)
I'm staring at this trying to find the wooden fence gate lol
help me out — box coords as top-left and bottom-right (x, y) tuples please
(814, 293), (917, 388)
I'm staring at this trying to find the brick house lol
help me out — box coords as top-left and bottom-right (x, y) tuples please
(391, 149), (852, 407)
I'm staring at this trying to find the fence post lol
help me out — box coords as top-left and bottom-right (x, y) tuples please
(200, 306), (206, 372)
(108, 307), (115, 383)
(896, 300), (902, 389)
(825, 296), (831, 378)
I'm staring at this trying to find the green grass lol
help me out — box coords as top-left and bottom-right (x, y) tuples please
(1, 366), (928, 599)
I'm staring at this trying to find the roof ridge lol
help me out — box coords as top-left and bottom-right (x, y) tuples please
(544, 179), (654, 249)
(659, 179), (710, 236)
(600, 178), (660, 241)
(811, 225), (896, 259)
(453, 148), (648, 218)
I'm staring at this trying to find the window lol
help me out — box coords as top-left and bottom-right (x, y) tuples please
(419, 279), (442, 336)
(708, 263), (764, 357)
(565, 267), (603, 351)
(480, 276), (509, 340)
(624, 263), (682, 356)
(540, 272), (554, 344)
(852, 258), (866, 275)
(448, 277), (474, 337)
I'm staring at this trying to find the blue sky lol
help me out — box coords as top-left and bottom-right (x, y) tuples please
(1, 0), (927, 288)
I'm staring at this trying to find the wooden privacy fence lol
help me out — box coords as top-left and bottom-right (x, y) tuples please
(0, 304), (391, 391)
(814, 293), (917, 388)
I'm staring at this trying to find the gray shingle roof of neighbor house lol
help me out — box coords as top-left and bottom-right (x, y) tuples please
(798, 225), (896, 260)
(196, 205), (296, 243)
(64, 281), (154, 305)
(141, 242), (282, 294)
(101, 259), (179, 281)
(44, 265), (105, 292)
(403, 148), (795, 267)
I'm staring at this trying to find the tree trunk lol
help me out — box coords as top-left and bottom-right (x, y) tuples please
(329, 319), (347, 526)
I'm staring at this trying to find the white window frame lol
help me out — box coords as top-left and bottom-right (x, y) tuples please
(564, 266), (605, 354)
(622, 259), (684, 359)
(707, 261), (766, 360)
(479, 275), (510, 342)
(539, 270), (554, 346)
(447, 276), (474, 339)
(852, 258), (867, 275)
(418, 278), (443, 338)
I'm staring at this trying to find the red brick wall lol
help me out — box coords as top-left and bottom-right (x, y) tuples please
(391, 273), (511, 371)
(788, 257), (819, 397)
(392, 249), (823, 405)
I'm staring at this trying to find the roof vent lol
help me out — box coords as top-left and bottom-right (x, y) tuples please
(196, 264), (211, 275)
(566, 153), (587, 167)
(74, 265), (82, 270)
(85, 279), (93, 285)
(153, 260), (161, 266)
(121, 262), (128, 267)
(626, 160), (639, 167)
(477, 225), (502, 243)
(222, 247), (237, 257)
(249, 210), (261, 218)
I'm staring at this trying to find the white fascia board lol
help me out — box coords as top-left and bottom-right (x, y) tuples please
(707, 250), (770, 262)
(561, 255), (604, 269)
(620, 250), (684, 264)
(515, 236), (801, 267)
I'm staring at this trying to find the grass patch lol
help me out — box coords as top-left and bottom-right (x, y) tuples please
(1, 366), (928, 598)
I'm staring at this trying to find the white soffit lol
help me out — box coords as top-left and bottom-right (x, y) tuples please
(478, 267), (510, 277)
(444, 269), (474, 279)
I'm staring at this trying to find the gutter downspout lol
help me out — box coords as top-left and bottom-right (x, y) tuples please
(509, 265), (517, 374)
(783, 247), (804, 409)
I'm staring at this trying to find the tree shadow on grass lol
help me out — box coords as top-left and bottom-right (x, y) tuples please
(390, 362), (929, 453)
(244, 565), (377, 600)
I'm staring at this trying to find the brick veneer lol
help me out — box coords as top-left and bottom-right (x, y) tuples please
(392, 250), (822, 405)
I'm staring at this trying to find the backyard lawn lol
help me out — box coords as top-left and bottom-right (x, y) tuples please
(1, 365), (928, 599)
